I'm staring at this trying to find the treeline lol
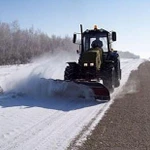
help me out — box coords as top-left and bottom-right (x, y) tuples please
(0, 21), (76, 65)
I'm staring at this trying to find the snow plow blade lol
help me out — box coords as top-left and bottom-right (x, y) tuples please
(76, 81), (110, 101)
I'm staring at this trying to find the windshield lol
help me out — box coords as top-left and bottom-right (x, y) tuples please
(83, 33), (108, 52)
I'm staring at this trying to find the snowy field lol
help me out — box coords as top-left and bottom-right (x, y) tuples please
(0, 53), (144, 150)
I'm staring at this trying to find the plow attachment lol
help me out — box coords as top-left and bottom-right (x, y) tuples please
(76, 81), (110, 101)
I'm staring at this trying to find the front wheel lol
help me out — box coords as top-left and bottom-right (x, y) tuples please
(64, 65), (77, 80)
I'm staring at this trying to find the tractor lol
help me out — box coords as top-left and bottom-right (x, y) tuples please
(64, 25), (121, 100)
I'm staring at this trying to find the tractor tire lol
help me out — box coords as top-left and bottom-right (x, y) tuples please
(114, 59), (121, 88)
(64, 65), (77, 80)
(103, 67), (115, 92)
(114, 78), (120, 87)
(103, 80), (114, 93)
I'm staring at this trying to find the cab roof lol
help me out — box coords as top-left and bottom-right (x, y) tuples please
(83, 28), (109, 35)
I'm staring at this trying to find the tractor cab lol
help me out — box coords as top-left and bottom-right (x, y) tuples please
(73, 25), (116, 54)
(83, 28), (109, 52)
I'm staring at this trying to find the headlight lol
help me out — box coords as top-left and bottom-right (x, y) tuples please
(90, 63), (94, 66)
(84, 63), (88, 67)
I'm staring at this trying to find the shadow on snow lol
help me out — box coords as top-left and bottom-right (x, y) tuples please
(0, 93), (107, 111)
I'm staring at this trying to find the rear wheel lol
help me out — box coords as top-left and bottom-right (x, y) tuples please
(114, 78), (120, 87)
(103, 68), (115, 93)
(103, 80), (114, 93)
(114, 60), (121, 87)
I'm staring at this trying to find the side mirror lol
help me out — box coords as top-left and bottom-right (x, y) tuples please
(73, 34), (77, 43)
(112, 32), (117, 41)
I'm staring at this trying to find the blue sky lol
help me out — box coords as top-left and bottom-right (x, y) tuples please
(0, 0), (150, 58)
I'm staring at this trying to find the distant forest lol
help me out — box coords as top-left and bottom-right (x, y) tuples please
(0, 21), (139, 65)
(0, 21), (77, 65)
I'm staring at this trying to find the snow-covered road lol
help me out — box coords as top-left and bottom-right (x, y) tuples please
(0, 56), (144, 150)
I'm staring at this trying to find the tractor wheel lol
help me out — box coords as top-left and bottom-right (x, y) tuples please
(114, 78), (120, 87)
(103, 68), (115, 92)
(103, 80), (114, 93)
(114, 60), (121, 88)
(64, 66), (77, 80)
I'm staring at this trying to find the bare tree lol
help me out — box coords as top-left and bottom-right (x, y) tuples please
(0, 21), (76, 65)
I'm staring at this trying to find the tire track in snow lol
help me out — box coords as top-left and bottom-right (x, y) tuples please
(30, 101), (105, 150)
(0, 109), (65, 150)
(0, 99), (93, 150)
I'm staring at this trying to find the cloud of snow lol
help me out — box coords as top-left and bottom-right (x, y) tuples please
(124, 80), (138, 94)
(2, 51), (94, 99)
(116, 78), (138, 99)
